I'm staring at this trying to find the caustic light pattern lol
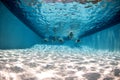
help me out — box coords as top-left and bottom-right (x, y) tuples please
(0, 45), (120, 80)
(1, 0), (120, 43)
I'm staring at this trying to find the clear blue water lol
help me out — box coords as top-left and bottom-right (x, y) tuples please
(0, 0), (120, 51)
(0, 0), (120, 80)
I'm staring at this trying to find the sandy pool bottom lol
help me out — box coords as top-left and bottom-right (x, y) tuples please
(0, 45), (120, 80)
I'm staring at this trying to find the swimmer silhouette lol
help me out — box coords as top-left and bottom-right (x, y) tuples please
(1, 0), (120, 44)
(68, 32), (74, 40)
(76, 39), (80, 43)
(58, 38), (64, 42)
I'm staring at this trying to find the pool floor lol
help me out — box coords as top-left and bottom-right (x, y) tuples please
(0, 45), (120, 80)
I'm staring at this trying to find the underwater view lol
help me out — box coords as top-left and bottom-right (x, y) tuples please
(0, 0), (120, 80)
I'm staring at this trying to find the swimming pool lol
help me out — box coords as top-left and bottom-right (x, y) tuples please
(0, 0), (120, 80)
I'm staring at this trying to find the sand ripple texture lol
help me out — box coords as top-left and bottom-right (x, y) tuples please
(0, 45), (120, 80)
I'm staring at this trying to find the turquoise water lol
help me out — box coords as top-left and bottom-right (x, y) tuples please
(2, 0), (120, 40)
(0, 0), (120, 80)
(0, 0), (120, 51)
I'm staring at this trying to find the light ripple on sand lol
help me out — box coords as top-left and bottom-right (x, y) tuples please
(0, 44), (120, 80)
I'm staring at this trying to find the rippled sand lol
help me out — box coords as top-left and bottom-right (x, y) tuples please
(0, 45), (120, 80)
